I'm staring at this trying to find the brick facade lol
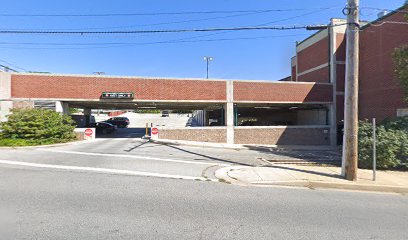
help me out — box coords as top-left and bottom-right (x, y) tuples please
(10, 74), (334, 104)
(234, 126), (330, 145)
(158, 127), (227, 143)
(359, 8), (408, 121)
(297, 37), (329, 74)
(297, 66), (329, 83)
(233, 81), (332, 103)
(11, 74), (227, 101)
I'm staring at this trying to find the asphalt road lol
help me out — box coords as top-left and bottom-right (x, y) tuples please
(0, 134), (406, 239)
(1, 166), (407, 240)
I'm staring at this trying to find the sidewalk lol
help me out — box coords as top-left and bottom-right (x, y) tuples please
(215, 165), (408, 194)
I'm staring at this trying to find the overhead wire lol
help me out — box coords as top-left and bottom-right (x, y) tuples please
(0, 59), (28, 71)
(0, 7), (343, 17)
(0, 34), (309, 50)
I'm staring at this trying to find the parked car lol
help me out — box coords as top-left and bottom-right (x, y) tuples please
(95, 122), (117, 134)
(70, 114), (96, 127)
(161, 110), (169, 117)
(106, 117), (130, 128)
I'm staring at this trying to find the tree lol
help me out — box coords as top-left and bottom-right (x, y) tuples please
(393, 45), (408, 104)
(0, 108), (76, 141)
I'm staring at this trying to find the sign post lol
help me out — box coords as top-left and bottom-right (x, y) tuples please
(84, 128), (95, 140)
(372, 118), (377, 181)
(74, 128), (96, 140)
(151, 127), (159, 140)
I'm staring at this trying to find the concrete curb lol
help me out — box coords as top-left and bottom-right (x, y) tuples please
(151, 139), (336, 151)
(0, 139), (99, 150)
(214, 166), (408, 194)
(253, 180), (408, 194)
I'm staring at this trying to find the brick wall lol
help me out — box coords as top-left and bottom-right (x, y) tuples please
(234, 126), (330, 145)
(11, 74), (227, 101)
(158, 127), (227, 143)
(233, 81), (333, 103)
(291, 66), (297, 81)
(297, 37), (329, 74)
(297, 66), (329, 82)
(335, 33), (346, 61)
(12, 100), (33, 109)
(359, 8), (408, 121)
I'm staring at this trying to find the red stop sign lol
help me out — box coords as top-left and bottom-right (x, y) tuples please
(84, 128), (93, 137)
(151, 128), (159, 135)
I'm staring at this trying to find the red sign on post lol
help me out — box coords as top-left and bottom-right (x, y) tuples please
(151, 128), (159, 135)
(84, 128), (93, 137)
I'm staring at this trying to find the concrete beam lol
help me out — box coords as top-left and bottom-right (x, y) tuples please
(226, 80), (234, 144)
(56, 101), (70, 115)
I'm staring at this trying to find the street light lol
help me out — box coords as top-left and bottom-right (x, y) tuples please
(203, 56), (213, 79)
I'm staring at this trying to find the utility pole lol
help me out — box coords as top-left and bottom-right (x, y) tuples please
(203, 56), (213, 79)
(342, 0), (360, 181)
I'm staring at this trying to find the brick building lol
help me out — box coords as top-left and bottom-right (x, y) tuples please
(0, 4), (407, 146)
(290, 4), (408, 124)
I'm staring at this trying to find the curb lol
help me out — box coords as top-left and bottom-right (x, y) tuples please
(151, 139), (336, 151)
(214, 166), (408, 194)
(0, 139), (99, 150)
(253, 180), (408, 194)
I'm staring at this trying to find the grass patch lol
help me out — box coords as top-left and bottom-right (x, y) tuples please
(218, 178), (231, 184)
(0, 138), (74, 147)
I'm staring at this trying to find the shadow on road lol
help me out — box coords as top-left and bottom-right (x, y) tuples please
(153, 142), (253, 166)
(242, 145), (342, 165)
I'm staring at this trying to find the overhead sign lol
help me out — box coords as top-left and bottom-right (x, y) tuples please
(101, 92), (134, 99)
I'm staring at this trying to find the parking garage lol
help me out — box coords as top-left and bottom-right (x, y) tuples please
(0, 72), (335, 146)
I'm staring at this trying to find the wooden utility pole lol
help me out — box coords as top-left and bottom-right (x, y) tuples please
(342, 0), (360, 181)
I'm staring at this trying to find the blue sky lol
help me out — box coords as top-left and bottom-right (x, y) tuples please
(0, 0), (405, 80)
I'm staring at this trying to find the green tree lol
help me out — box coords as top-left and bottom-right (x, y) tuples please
(0, 108), (76, 141)
(393, 45), (408, 104)
(358, 119), (408, 170)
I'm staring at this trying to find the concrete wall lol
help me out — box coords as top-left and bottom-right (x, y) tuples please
(234, 126), (330, 145)
(0, 73), (12, 121)
(158, 127), (227, 143)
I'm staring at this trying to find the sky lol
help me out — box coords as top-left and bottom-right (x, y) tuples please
(0, 0), (405, 80)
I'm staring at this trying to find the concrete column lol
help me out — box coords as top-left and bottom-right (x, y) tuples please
(226, 80), (234, 144)
(225, 103), (234, 144)
(328, 104), (337, 146)
(84, 108), (92, 127)
(0, 72), (12, 122)
(56, 101), (70, 115)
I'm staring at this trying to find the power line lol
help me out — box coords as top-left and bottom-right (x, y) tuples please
(0, 59), (28, 71)
(0, 64), (19, 72)
(0, 25), (322, 35)
(0, 7), (340, 17)
(360, 7), (408, 15)
(0, 34), (309, 50)
(2, 10), (277, 31)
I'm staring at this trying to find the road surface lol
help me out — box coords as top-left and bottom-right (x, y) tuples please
(0, 135), (406, 239)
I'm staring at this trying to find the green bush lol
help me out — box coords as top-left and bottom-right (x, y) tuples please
(0, 108), (76, 142)
(382, 116), (408, 131)
(358, 119), (408, 170)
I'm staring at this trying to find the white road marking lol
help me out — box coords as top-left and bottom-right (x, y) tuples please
(37, 149), (230, 167)
(0, 159), (218, 182)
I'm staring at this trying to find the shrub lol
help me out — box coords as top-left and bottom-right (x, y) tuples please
(381, 116), (408, 131)
(358, 120), (408, 170)
(0, 108), (76, 142)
